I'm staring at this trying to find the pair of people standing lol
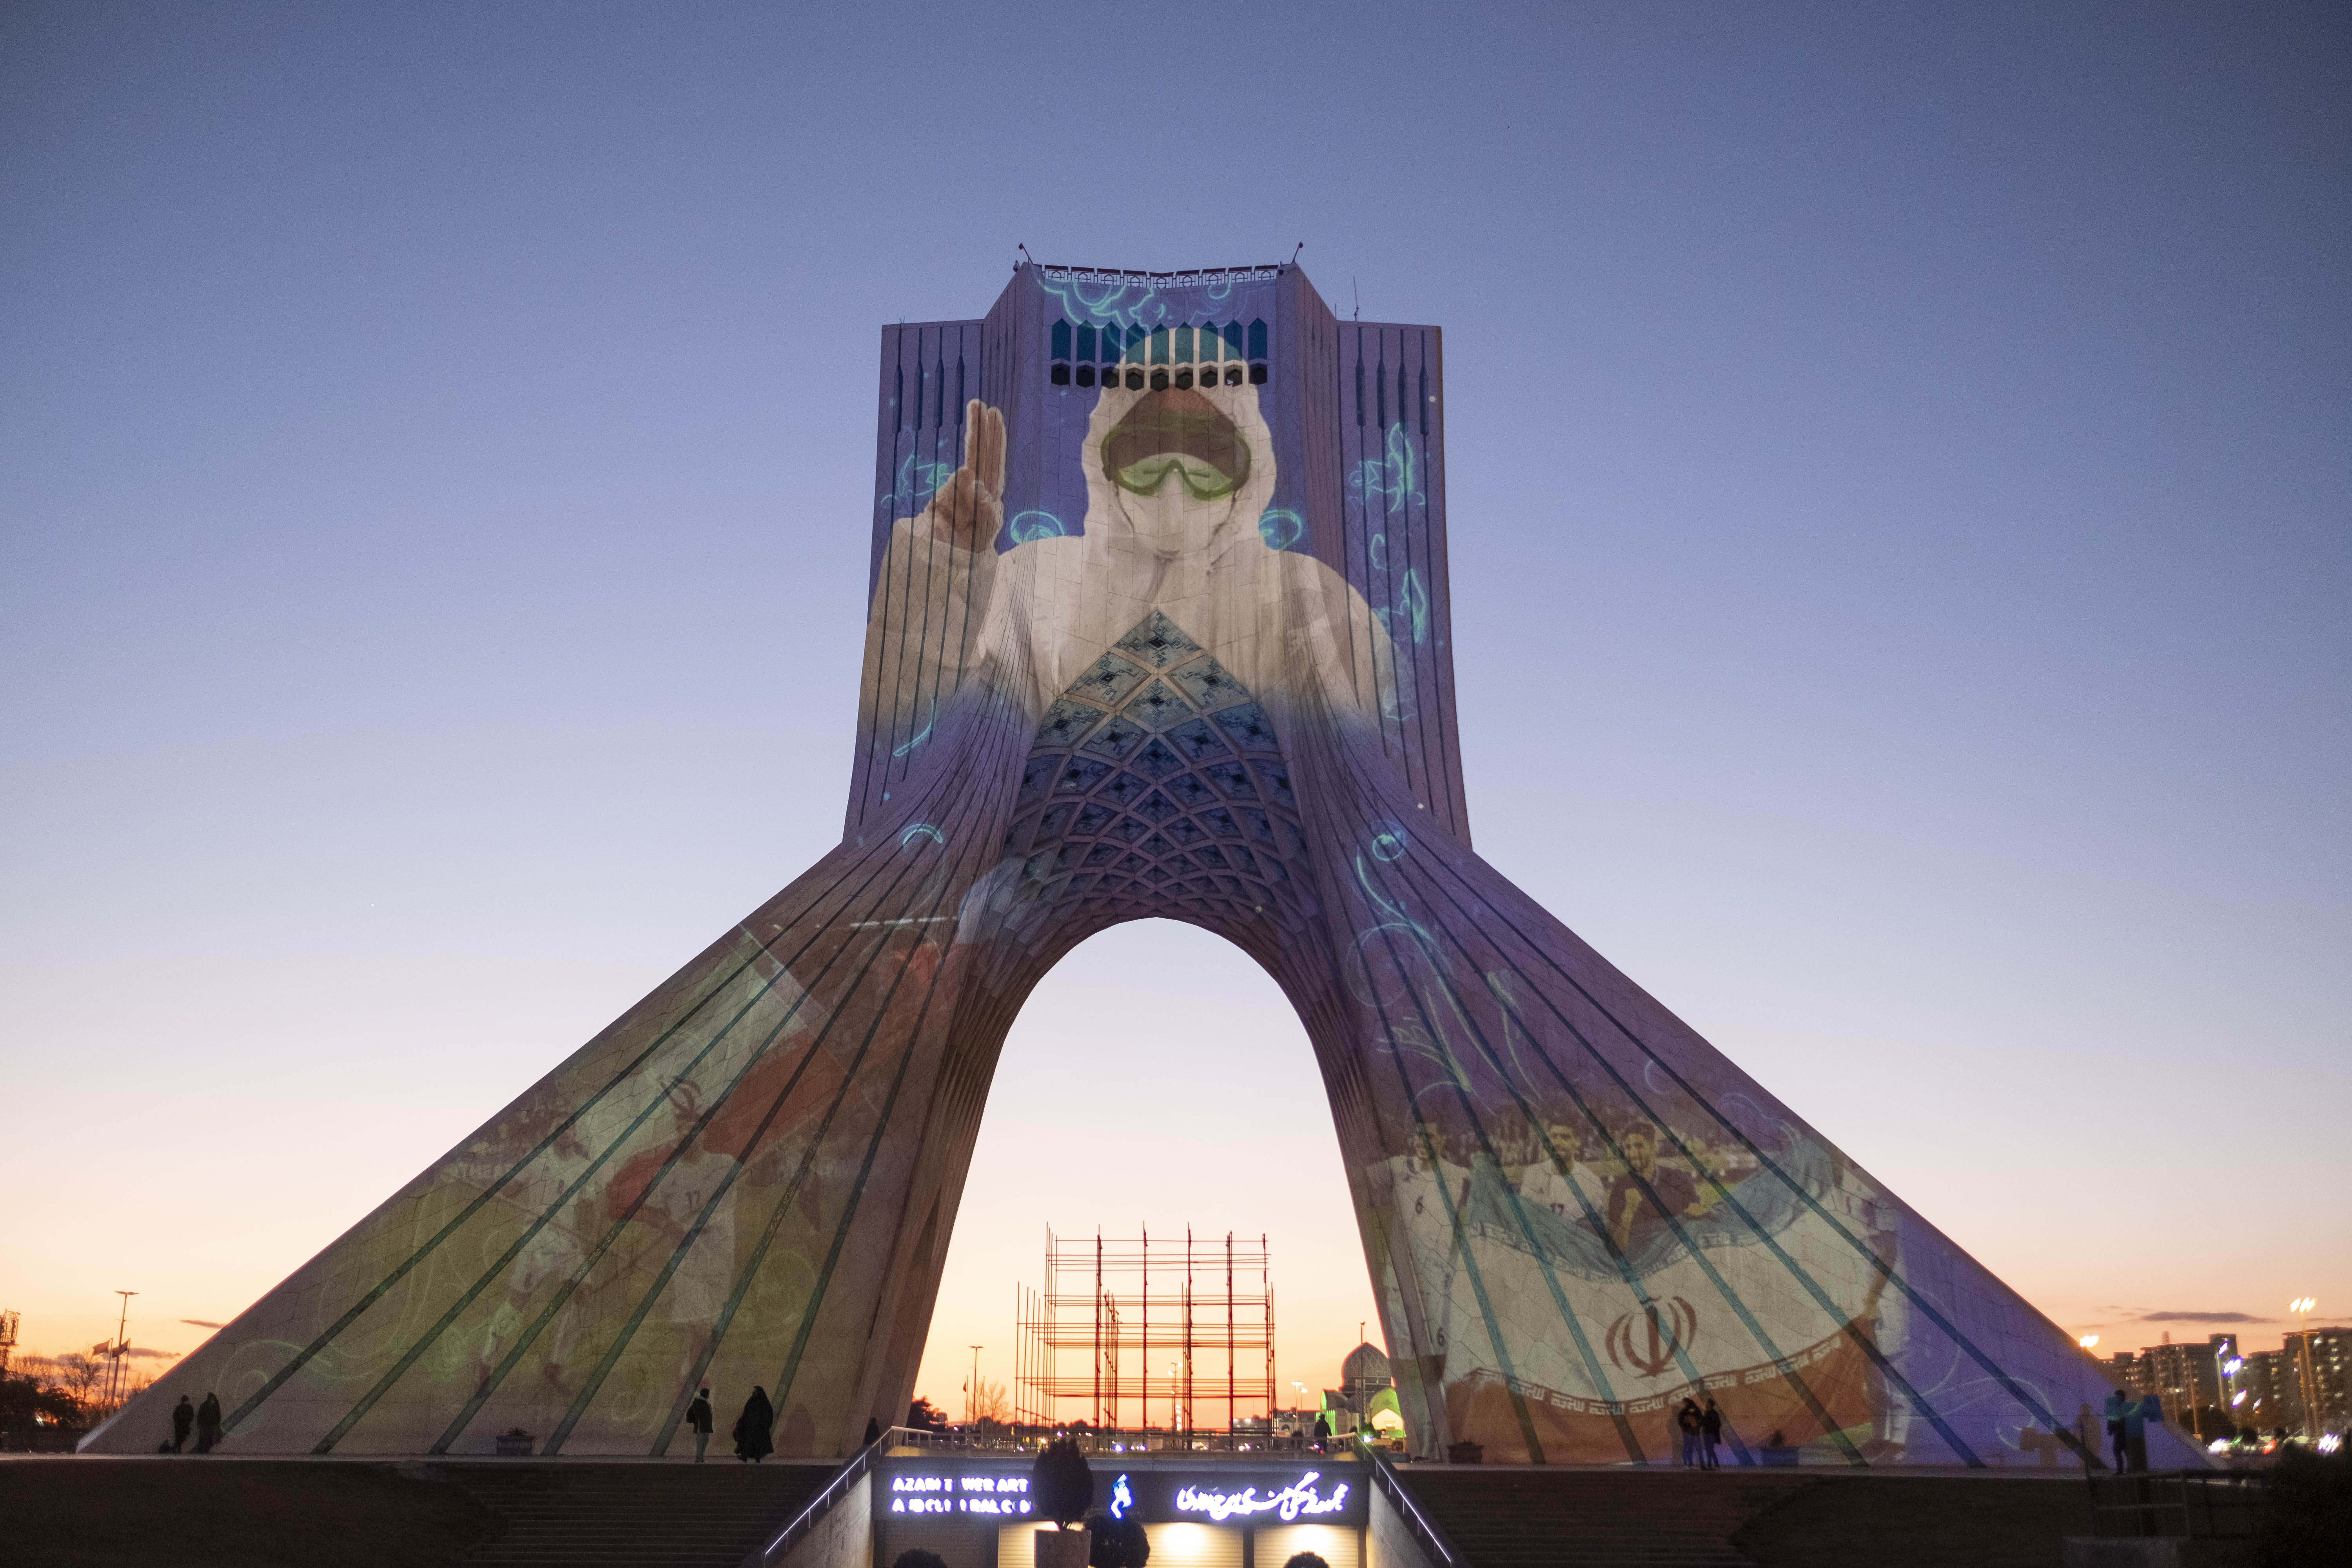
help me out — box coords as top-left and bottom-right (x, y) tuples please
(167, 1392), (223, 1453)
(681, 1385), (775, 1463)
(1675, 1396), (1725, 1468)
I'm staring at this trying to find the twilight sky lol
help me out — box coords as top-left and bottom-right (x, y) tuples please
(2, 2), (2345, 1414)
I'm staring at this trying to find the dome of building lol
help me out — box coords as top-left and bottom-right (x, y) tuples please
(1341, 1341), (1390, 1390)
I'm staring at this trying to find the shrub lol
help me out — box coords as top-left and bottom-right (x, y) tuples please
(1087, 1512), (1150, 1567)
(892, 1553), (948, 1568)
(1033, 1435), (1094, 1528)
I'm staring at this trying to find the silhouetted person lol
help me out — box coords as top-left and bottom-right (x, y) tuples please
(733, 1386), (774, 1463)
(2104, 1389), (2130, 1472)
(864, 1416), (883, 1447)
(194, 1392), (223, 1453)
(2126, 1394), (2159, 1473)
(686, 1387), (714, 1463)
(1312, 1413), (1330, 1454)
(1700, 1395), (1723, 1470)
(171, 1395), (194, 1454)
(1676, 1398), (1702, 1466)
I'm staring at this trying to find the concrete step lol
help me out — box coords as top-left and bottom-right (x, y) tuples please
(1391, 1467), (1817, 1568)
(443, 1460), (836, 1568)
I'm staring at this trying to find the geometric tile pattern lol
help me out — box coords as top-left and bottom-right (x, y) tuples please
(1000, 612), (1314, 934)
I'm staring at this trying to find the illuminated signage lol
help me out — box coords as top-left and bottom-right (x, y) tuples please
(878, 1462), (1360, 1527)
(1173, 1471), (1350, 1523)
(887, 1472), (1033, 1517)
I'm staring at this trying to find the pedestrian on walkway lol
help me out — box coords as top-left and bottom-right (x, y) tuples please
(193, 1392), (223, 1454)
(2103, 1389), (2130, 1472)
(171, 1395), (194, 1453)
(733, 1386), (775, 1463)
(1700, 1395), (1723, 1470)
(1676, 1399), (1702, 1467)
(686, 1387), (714, 1462)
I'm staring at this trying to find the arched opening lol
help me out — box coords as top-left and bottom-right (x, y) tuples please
(913, 918), (1377, 1432)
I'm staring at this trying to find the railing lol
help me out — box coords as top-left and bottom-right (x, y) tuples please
(2087, 1471), (2270, 1539)
(742, 1425), (928, 1568)
(1036, 264), (1286, 286)
(1364, 1444), (1463, 1568)
(1058, 1429), (1318, 1456)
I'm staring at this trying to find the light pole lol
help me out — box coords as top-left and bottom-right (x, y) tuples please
(109, 1291), (137, 1411)
(968, 1345), (984, 1427)
(2290, 1298), (2318, 1441)
(2209, 1336), (2236, 1447)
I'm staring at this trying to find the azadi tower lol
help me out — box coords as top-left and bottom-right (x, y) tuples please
(89, 263), (2198, 1469)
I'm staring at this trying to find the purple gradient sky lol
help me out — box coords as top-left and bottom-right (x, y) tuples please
(2, 3), (2345, 1412)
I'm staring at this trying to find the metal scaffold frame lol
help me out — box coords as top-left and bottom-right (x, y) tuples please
(1014, 1227), (1274, 1436)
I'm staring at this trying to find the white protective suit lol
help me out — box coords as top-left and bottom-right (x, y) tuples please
(863, 375), (1395, 751)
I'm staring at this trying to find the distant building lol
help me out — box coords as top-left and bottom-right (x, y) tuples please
(1263, 1407), (1318, 1441)
(2280, 1329), (2349, 1436)
(2239, 1348), (2302, 1434)
(2141, 1336), (2230, 1424)
(1320, 1342), (1403, 1440)
(2104, 1328), (2348, 1438)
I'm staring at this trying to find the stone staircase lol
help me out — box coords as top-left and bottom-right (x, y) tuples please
(1392, 1467), (1815, 1568)
(441, 1459), (835, 1567)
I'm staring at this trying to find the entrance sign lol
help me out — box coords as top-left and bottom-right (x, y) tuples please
(1173, 1472), (1349, 1523)
(81, 264), (2213, 1474)
(878, 1458), (1363, 1529)
(887, 1471), (1032, 1517)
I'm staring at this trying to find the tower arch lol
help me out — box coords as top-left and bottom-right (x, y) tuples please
(84, 264), (2204, 1472)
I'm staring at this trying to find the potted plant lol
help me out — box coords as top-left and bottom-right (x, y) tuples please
(1031, 1435), (1095, 1568)
(494, 1427), (534, 1457)
(1086, 1510), (1151, 1568)
(1446, 1439), (1483, 1465)
(1759, 1429), (1798, 1466)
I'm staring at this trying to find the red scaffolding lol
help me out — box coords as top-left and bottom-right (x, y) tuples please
(1014, 1227), (1274, 1435)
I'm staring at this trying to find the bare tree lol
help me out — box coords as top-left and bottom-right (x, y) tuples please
(973, 1377), (1010, 1424)
(26, 1353), (106, 1415)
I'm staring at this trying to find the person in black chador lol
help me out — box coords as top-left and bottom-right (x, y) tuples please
(171, 1394), (195, 1453)
(733, 1386), (775, 1463)
(1700, 1395), (1724, 1470)
(193, 1392), (223, 1453)
(685, 1387), (714, 1463)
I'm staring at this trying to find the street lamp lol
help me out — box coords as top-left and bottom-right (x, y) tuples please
(2290, 1298), (2319, 1442)
(108, 1292), (137, 1411)
(2212, 1337), (2237, 1446)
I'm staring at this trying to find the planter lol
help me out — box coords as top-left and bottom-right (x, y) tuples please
(1446, 1440), (1484, 1465)
(1757, 1446), (1799, 1467)
(494, 1430), (536, 1457)
(1034, 1527), (1091, 1568)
